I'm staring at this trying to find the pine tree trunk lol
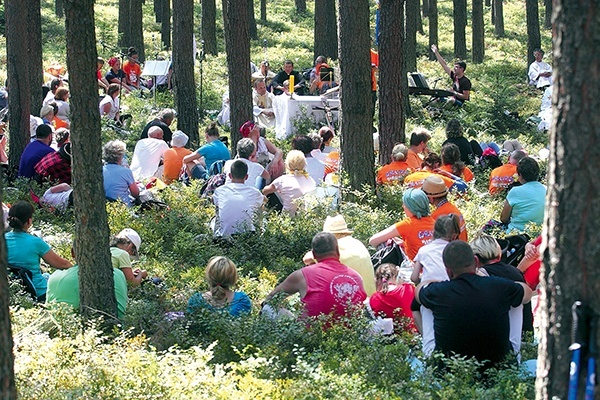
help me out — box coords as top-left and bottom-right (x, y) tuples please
(314, 0), (338, 61)
(118, 0), (131, 48)
(405, 0), (418, 72)
(202, 0), (218, 55)
(526, 0), (541, 66)
(223, 0), (252, 151)
(55, 0), (64, 18)
(64, 0), (118, 325)
(161, 0), (171, 50)
(6, 0), (31, 172)
(537, 0), (600, 397)
(453, 0), (467, 59)
(471, 0), (484, 64)
(130, 0), (145, 62)
(422, 0), (428, 17)
(28, 0), (43, 117)
(338, 0), (375, 192)
(378, 0), (406, 165)
(260, 0), (266, 22)
(173, 0), (200, 143)
(154, 0), (162, 23)
(543, 0), (551, 29)
(493, 0), (504, 37)
(248, 0), (257, 40)
(295, 0), (306, 13)
(417, 2), (424, 35)
(428, 0), (438, 61)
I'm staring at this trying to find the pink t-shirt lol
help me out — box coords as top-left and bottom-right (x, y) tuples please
(301, 258), (367, 318)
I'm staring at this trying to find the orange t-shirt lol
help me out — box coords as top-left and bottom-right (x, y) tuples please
(162, 147), (192, 183)
(324, 151), (339, 175)
(370, 49), (379, 91)
(403, 171), (455, 190)
(394, 216), (435, 261)
(377, 161), (412, 185)
(123, 60), (142, 86)
(489, 163), (517, 194)
(431, 200), (468, 242)
(406, 150), (423, 170)
(438, 164), (474, 182)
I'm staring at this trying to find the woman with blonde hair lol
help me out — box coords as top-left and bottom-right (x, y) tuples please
(262, 150), (316, 216)
(187, 256), (251, 316)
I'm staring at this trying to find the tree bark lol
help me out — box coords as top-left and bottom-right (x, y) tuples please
(223, 0), (252, 152)
(338, 0), (375, 192)
(405, 0), (418, 73)
(378, 0), (406, 165)
(422, 0), (428, 17)
(260, 0), (266, 22)
(154, 0), (162, 23)
(314, 0), (338, 61)
(295, 0), (306, 13)
(55, 0), (64, 18)
(6, 0), (31, 172)
(28, 0), (43, 117)
(453, 0), (467, 59)
(173, 0), (200, 143)
(493, 0), (504, 37)
(525, 0), (540, 66)
(543, 0), (551, 29)
(537, 0), (600, 398)
(118, 0), (131, 48)
(471, 0), (484, 64)
(129, 0), (145, 62)
(202, 0), (218, 55)
(161, 0), (171, 50)
(248, 0), (257, 40)
(417, 2), (424, 35)
(428, 0), (438, 61)
(64, 0), (118, 324)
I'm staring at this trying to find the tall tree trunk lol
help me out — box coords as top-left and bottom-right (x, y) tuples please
(378, 0), (406, 165)
(422, 0), (428, 17)
(493, 0), (504, 37)
(428, 0), (438, 61)
(248, 0), (257, 40)
(453, 0), (467, 59)
(417, 3), (424, 35)
(338, 0), (375, 192)
(154, 0), (162, 23)
(405, 0), (418, 72)
(173, 0), (200, 143)
(161, 0), (171, 50)
(130, 0), (145, 62)
(223, 0), (252, 152)
(260, 0), (266, 22)
(537, 0), (600, 398)
(28, 0), (43, 116)
(295, 0), (306, 13)
(202, 0), (218, 55)
(526, 0), (541, 66)
(6, 0), (31, 172)
(543, 0), (552, 29)
(472, 0), (484, 64)
(314, 0), (338, 61)
(64, 0), (118, 325)
(55, 0), (64, 18)
(118, 0), (131, 48)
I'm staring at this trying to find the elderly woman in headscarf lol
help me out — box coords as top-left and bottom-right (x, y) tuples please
(262, 150), (316, 216)
(239, 121), (284, 179)
(369, 188), (435, 261)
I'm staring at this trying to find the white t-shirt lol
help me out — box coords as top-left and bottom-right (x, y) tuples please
(272, 173), (316, 216)
(212, 183), (264, 237)
(305, 157), (325, 185)
(223, 158), (265, 188)
(99, 95), (119, 120)
(413, 238), (450, 282)
(130, 138), (169, 181)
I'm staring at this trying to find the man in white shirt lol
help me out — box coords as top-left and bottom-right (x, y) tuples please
(222, 138), (270, 188)
(213, 160), (265, 237)
(528, 48), (552, 89)
(130, 126), (169, 181)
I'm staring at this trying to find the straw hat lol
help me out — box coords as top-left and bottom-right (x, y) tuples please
(421, 175), (448, 198)
(323, 215), (353, 234)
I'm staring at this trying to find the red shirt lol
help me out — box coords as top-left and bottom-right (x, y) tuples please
(369, 283), (417, 332)
(34, 151), (72, 184)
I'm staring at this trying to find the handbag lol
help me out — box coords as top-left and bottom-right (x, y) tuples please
(371, 238), (406, 270)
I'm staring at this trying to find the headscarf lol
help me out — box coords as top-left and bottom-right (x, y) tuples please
(402, 188), (430, 219)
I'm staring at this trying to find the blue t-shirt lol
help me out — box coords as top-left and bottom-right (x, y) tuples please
(506, 181), (546, 232)
(198, 140), (230, 175)
(5, 231), (52, 297)
(187, 291), (251, 317)
(103, 163), (136, 206)
(19, 141), (55, 178)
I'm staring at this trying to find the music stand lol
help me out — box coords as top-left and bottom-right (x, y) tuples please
(319, 67), (335, 84)
(142, 60), (171, 107)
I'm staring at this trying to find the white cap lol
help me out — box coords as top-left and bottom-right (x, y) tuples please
(117, 228), (141, 253)
(171, 130), (189, 147)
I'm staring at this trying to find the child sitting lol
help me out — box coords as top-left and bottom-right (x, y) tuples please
(369, 263), (417, 332)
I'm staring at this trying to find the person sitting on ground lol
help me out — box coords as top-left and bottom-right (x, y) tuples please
(183, 122), (231, 180)
(431, 44), (471, 107)
(403, 153), (468, 194)
(369, 188), (435, 261)
(212, 160), (265, 237)
(54, 128), (70, 149)
(422, 175), (468, 241)
(105, 57), (134, 93)
(319, 126), (337, 154)
(110, 228), (148, 287)
(528, 48), (552, 89)
(377, 143), (413, 185)
(500, 156), (546, 233)
(34, 142), (72, 185)
(517, 235), (543, 291)
(47, 244), (128, 318)
(292, 135), (325, 185)
(369, 263), (417, 332)
(222, 138), (269, 189)
(262, 150), (316, 217)
(489, 150), (527, 195)
(302, 215), (376, 296)
(5, 201), (72, 302)
(252, 79), (276, 128)
(102, 140), (139, 206)
(416, 241), (532, 371)
(96, 57), (110, 92)
(272, 60), (306, 95)
(0, 132), (8, 165)
(187, 256), (252, 317)
(40, 103), (57, 127)
(43, 78), (63, 107)
(140, 108), (176, 143)
(123, 47), (143, 90)
(162, 130), (192, 184)
(406, 128), (432, 170)
(40, 183), (74, 212)
(442, 119), (477, 165)
(251, 60), (276, 89)
(99, 83), (123, 122)
(19, 124), (55, 179)
(53, 87), (71, 129)
(130, 126), (170, 181)
(239, 120), (284, 179)
(266, 232), (367, 319)
(439, 143), (474, 182)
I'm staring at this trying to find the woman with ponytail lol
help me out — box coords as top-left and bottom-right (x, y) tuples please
(5, 201), (72, 301)
(369, 263), (416, 332)
(187, 256), (251, 317)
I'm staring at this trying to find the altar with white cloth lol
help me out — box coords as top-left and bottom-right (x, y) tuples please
(272, 95), (340, 139)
